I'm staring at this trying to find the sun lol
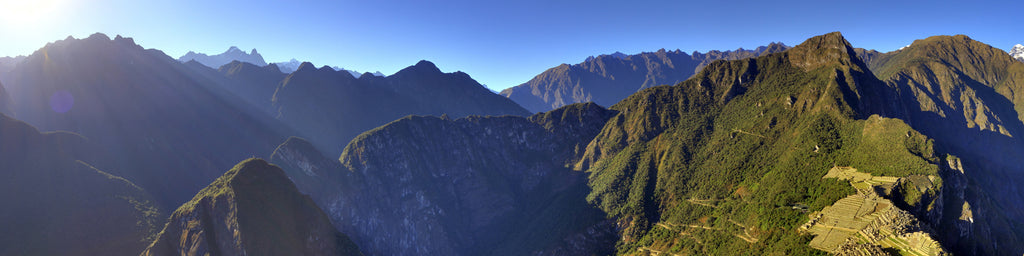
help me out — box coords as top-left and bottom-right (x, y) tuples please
(0, 0), (61, 26)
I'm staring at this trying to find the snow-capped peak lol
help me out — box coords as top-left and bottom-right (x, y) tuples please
(1010, 44), (1024, 62)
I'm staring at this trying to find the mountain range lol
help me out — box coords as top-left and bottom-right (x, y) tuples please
(270, 32), (1024, 255)
(272, 58), (385, 77)
(0, 33), (528, 221)
(2, 31), (1024, 256)
(176, 46), (385, 77)
(499, 43), (790, 113)
(178, 46), (268, 68)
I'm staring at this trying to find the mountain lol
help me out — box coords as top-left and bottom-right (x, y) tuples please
(272, 58), (385, 77)
(270, 103), (617, 255)
(0, 112), (161, 255)
(865, 35), (1024, 254)
(0, 81), (8, 113)
(1011, 44), (1024, 62)
(500, 43), (790, 113)
(178, 46), (268, 68)
(1, 33), (292, 208)
(0, 55), (26, 76)
(141, 158), (362, 256)
(569, 32), (956, 255)
(272, 32), (1024, 255)
(182, 58), (527, 157)
(268, 60), (530, 156)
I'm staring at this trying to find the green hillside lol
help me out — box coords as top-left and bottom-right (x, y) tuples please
(575, 32), (944, 255)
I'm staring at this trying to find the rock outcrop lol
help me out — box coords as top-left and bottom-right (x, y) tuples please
(142, 159), (361, 256)
(271, 103), (617, 256)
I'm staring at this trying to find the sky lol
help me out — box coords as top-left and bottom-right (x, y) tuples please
(0, 0), (1022, 91)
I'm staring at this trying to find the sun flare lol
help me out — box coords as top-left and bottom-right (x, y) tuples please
(0, 0), (61, 27)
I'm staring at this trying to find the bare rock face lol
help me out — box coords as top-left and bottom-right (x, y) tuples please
(141, 159), (362, 256)
(271, 103), (618, 256)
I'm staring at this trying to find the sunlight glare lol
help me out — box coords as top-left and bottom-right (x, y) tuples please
(0, 0), (61, 27)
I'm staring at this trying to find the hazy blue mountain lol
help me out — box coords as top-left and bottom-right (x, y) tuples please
(273, 58), (385, 77)
(500, 43), (789, 113)
(178, 46), (268, 68)
(269, 60), (531, 156)
(0, 112), (161, 256)
(2, 33), (292, 208)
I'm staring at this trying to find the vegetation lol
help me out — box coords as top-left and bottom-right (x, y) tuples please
(144, 159), (362, 256)
(577, 32), (941, 255)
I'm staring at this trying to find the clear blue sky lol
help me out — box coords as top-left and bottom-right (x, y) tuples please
(1, 0), (1021, 91)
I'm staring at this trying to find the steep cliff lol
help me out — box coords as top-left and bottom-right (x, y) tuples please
(272, 103), (617, 255)
(866, 35), (1024, 255)
(142, 158), (361, 256)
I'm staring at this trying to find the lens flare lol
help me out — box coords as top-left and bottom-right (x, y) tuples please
(49, 90), (73, 113)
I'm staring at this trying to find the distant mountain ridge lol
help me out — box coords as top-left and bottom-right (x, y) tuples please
(500, 43), (790, 113)
(178, 46), (268, 68)
(272, 58), (385, 77)
(267, 60), (531, 156)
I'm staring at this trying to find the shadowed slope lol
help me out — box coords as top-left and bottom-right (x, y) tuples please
(0, 113), (160, 255)
(142, 159), (361, 256)
(1, 34), (290, 208)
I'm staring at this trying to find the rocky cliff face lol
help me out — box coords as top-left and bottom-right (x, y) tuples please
(500, 43), (790, 113)
(271, 103), (617, 256)
(866, 35), (1024, 254)
(142, 159), (361, 256)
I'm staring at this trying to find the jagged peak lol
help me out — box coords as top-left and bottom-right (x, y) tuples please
(250, 48), (259, 55)
(786, 32), (860, 70)
(227, 46), (243, 53)
(793, 32), (852, 52)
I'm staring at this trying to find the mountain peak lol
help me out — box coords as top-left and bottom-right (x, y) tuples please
(227, 46), (242, 53)
(142, 158), (363, 256)
(85, 32), (110, 41)
(414, 60), (440, 71)
(296, 61), (317, 72)
(795, 32), (851, 51)
(392, 60), (442, 77)
(1011, 44), (1024, 61)
(787, 31), (859, 70)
